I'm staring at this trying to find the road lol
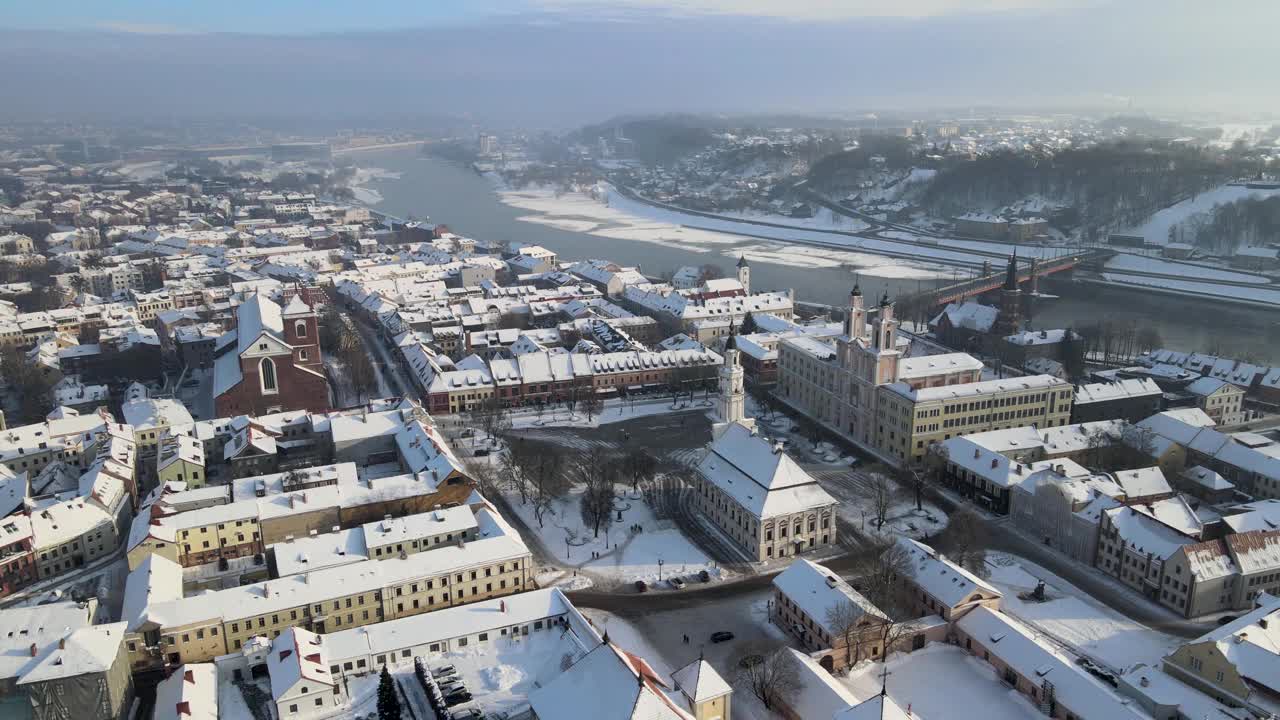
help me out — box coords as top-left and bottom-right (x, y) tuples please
(350, 313), (414, 399)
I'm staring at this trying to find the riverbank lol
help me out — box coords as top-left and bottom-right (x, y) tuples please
(349, 149), (1280, 362)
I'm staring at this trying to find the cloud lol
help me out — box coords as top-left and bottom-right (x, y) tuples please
(97, 21), (191, 35)
(528, 0), (1096, 20)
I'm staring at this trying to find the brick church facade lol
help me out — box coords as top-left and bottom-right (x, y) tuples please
(212, 293), (331, 417)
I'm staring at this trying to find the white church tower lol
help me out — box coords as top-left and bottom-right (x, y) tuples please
(736, 255), (750, 294)
(713, 329), (754, 439)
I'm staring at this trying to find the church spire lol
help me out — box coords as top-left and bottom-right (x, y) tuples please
(1004, 251), (1018, 291)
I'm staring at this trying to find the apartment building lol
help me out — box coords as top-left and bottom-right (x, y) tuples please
(1163, 594), (1280, 713)
(121, 507), (532, 671)
(776, 286), (1070, 466)
(879, 374), (1073, 465)
(771, 559), (889, 673)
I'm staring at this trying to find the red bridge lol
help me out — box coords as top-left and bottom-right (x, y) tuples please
(907, 251), (1106, 309)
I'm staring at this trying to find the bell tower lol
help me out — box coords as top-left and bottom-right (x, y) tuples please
(736, 254), (751, 294)
(712, 327), (753, 439)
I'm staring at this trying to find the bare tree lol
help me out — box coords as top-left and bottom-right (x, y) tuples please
(869, 473), (895, 529)
(574, 449), (617, 538)
(1119, 423), (1157, 465)
(944, 507), (989, 579)
(531, 451), (567, 529)
(1083, 426), (1113, 469)
(734, 644), (801, 711)
(583, 395), (604, 423)
(899, 465), (928, 512)
(623, 448), (658, 493)
(826, 600), (890, 667)
(850, 539), (913, 613)
(564, 384), (581, 418)
(501, 439), (535, 504)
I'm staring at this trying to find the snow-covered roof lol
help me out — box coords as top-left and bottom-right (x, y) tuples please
(322, 588), (576, 664)
(1182, 593), (1280, 696)
(1103, 505), (1195, 560)
(897, 537), (1001, 609)
(16, 622), (127, 685)
(1004, 328), (1075, 346)
(897, 352), (983, 380)
(785, 647), (861, 720)
(1073, 378), (1162, 405)
(670, 658), (731, 704)
(268, 627), (335, 700)
(131, 532), (529, 632)
(530, 641), (692, 720)
(695, 421), (836, 519)
(122, 397), (194, 429)
(153, 664), (218, 720)
(1186, 376), (1238, 398)
(1110, 467), (1172, 500)
(930, 301), (998, 333)
(1222, 499), (1280, 534)
(957, 608), (1147, 719)
(773, 558), (885, 637)
(0, 602), (94, 682)
(885, 374), (1068, 403)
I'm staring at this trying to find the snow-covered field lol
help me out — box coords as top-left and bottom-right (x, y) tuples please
(1104, 252), (1271, 283)
(985, 553), (1181, 672)
(844, 644), (1043, 720)
(502, 482), (723, 588)
(498, 186), (953, 278)
(1121, 183), (1280, 245)
(506, 397), (701, 430)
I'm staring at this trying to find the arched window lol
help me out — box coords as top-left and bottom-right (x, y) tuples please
(295, 320), (308, 338)
(260, 358), (278, 393)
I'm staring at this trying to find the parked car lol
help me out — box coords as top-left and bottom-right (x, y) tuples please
(1217, 615), (1239, 626)
(698, 569), (711, 582)
(439, 681), (465, 696)
(710, 631), (735, 643)
(432, 665), (457, 678)
(669, 577), (686, 590)
(634, 580), (648, 593)
(451, 710), (484, 720)
(474, 449), (490, 457)
(445, 689), (474, 707)
(459, 429), (475, 438)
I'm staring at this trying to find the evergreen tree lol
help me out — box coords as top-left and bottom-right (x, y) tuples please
(739, 311), (758, 335)
(377, 666), (402, 720)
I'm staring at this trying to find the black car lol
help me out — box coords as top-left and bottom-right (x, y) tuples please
(474, 449), (490, 457)
(710, 631), (735, 643)
(445, 689), (474, 707)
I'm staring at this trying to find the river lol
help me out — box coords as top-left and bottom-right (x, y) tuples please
(352, 149), (1280, 363)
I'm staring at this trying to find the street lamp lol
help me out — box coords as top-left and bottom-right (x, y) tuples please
(658, 558), (664, 582)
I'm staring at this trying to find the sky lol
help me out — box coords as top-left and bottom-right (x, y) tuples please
(1, 0), (1275, 126)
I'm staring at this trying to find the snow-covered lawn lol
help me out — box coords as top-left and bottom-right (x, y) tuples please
(506, 397), (704, 430)
(421, 624), (593, 718)
(985, 553), (1181, 672)
(843, 644), (1044, 720)
(503, 483), (723, 588)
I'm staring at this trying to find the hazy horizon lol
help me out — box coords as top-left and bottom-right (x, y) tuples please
(1, 0), (1275, 128)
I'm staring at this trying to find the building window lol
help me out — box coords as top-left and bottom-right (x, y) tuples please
(295, 320), (308, 338)
(260, 357), (278, 393)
